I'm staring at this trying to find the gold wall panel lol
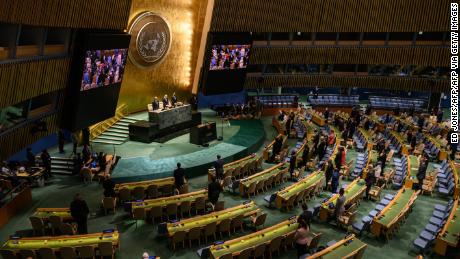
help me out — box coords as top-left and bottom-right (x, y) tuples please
(119, 0), (209, 113)
(0, 0), (131, 30)
(0, 113), (60, 160)
(0, 58), (71, 108)
(250, 46), (450, 67)
(245, 75), (449, 92)
(211, 0), (450, 32)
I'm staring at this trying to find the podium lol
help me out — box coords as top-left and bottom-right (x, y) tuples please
(190, 122), (217, 145)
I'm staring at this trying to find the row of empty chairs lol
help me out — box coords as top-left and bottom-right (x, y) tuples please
(436, 160), (458, 196)
(29, 216), (76, 237)
(308, 95), (359, 107)
(351, 151), (370, 179)
(352, 193), (396, 236)
(392, 156), (408, 189)
(369, 96), (426, 111)
(257, 94), (299, 108)
(117, 183), (184, 203)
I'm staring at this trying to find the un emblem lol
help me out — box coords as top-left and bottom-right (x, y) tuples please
(128, 12), (171, 69)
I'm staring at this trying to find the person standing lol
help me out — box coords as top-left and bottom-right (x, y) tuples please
(325, 160), (334, 190)
(271, 136), (283, 162)
(294, 217), (312, 258)
(171, 92), (178, 107)
(173, 163), (186, 190)
(334, 188), (346, 222)
(70, 193), (90, 234)
(151, 97), (160, 110)
(416, 157), (427, 190)
(331, 166), (340, 193)
(82, 144), (91, 163)
(207, 175), (222, 205)
(317, 137), (327, 161)
(328, 129), (336, 146)
(162, 94), (169, 109)
(71, 132), (79, 155)
(102, 176), (116, 197)
(289, 150), (297, 180)
(40, 149), (52, 180)
(365, 170), (375, 200)
(213, 155), (225, 180)
(301, 144), (310, 167)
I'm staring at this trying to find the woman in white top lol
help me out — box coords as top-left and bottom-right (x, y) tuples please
(294, 216), (312, 258)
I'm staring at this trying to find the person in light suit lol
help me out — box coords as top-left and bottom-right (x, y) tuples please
(162, 95), (169, 110)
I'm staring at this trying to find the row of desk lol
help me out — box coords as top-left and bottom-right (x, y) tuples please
(31, 208), (72, 222)
(208, 154), (260, 182)
(1, 230), (119, 251)
(114, 177), (175, 194)
(131, 189), (207, 212)
(167, 201), (259, 236)
(390, 131), (409, 155)
(307, 234), (367, 259)
(275, 171), (325, 209)
(449, 162), (460, 198)
(371, 188), (419, 238)
(319, 178), (367, 221)
(404, 155), (420, 189)
(239, 163), (288, 196)
(309, 110), (326, 126)
(424, 133), (448, 160)
(210, 216), (367, 259)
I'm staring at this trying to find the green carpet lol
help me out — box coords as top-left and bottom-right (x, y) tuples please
(0, 116), (453, 259)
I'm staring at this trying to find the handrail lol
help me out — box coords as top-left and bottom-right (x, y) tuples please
(89, 103), (128, 140)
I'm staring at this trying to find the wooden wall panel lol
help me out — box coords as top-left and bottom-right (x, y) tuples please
(245, 75), (449, 92)
(0, 58), (71, 108)
(0, 113), (60, 160)
(211, 0), (450, 32)
(0, 0), (131, 30)
(250, 46), (450, 66)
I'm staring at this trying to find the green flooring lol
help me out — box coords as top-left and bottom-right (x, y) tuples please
(0, 116), (454, 258)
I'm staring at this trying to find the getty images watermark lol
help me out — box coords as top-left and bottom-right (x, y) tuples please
(452, 2), (459, 144)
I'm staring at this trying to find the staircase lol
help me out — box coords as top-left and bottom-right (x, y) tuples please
(36, 156), (75, 175)
(51, 156), (74, 175)
(91, 117), (139, 145)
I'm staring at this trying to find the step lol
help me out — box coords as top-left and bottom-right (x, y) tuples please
(51, 161), (73, 167)
(106, 128), (129, 134)
(120, 118), (139, 123)
(100, 131), (128, 138)
(52, 169), (73, 175)
(51, 156), (74, 162)
(96, 135), (127, 141)
(115, 121), (131, 127)
(52, 164), (73, 170)
(111, 125), (129, 131)
(91, 139), (125, 145)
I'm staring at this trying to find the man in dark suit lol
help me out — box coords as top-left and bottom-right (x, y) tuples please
(171, 92), (178, 107)
(207, 175), (223, 205)
(40, 149), (51, 179)
(289, 150), (297, 180)
(152, 97), (160, 110)
(213, 155), (224, 180)
(70, 193), (90, 234)
(271, 136), (283, 162)
(173, 162), (186, 190)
